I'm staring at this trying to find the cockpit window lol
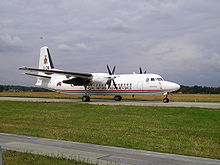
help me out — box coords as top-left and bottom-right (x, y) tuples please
(151, 78), (155, 81)
(157, 78), (163, 81)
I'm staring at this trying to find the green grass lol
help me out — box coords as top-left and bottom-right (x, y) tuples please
(0, 101), (219, 160)
(4, 151), (93, 165)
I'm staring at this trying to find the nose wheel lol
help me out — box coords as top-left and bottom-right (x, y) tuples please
(163, 92), (170, 103)
(82, 96), (90, 102)
(163, 97), (169, 103)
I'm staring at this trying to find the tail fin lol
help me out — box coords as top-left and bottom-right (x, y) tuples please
(36, 46), (54, 87)
(39, 46), (54, 70)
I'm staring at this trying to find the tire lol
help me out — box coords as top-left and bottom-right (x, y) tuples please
(86, 96), (90, 102)
(82, 96), (90, 102)
(114, 95), (122, 101)
(163, 98), (169, 103)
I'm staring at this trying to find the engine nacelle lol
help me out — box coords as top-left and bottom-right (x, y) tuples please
(91, 75), (109, 84)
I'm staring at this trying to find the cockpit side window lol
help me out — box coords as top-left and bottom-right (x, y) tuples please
(151, 78), (155, 81)
(157, 78), (163, 81)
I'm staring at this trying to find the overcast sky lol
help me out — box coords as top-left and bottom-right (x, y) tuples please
(0, 0), (220, 87)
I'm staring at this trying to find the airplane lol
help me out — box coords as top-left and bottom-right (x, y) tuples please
(19, 46), (180, 103)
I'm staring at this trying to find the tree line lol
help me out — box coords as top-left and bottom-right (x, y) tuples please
(176, 85), (220, 94)
(0, 85), (51, 92)
(0, 85), (219, 94)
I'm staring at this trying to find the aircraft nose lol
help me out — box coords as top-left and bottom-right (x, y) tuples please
(163, 82), (180, 92)
(173, 83), (180, 91)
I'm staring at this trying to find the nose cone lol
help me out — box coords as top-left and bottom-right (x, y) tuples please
(173, 83), (180, 91)
(163, 81), (180, 92)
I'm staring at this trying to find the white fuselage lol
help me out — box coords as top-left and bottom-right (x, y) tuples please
(43, 73), (180, 96)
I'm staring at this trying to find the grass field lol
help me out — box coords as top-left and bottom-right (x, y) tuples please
(0, 92), (220, 102)
(0, 101), (219, 160)
(4, 151), (93, 165)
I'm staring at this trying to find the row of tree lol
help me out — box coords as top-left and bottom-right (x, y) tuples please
(176, 85), (220, 94)
(0, 85), (219, 94)
(0, 85), (51, 92)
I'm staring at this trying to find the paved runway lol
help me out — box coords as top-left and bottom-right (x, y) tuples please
(0, 97), (220, 108)
(0, 133), (220, 165)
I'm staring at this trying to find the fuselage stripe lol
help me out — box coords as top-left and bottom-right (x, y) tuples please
(49, 88), (164, 93)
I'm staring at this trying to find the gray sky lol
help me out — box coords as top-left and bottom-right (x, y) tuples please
(0, 0), (220, 87)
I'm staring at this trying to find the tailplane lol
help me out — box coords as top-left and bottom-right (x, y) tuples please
(19, 46), (55, 87)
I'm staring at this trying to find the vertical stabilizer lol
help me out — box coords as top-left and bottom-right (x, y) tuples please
(36, 46), (53, 86)
(39, 46), (54, 70)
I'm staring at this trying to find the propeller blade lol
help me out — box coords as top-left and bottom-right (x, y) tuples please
(144, 70), (147, 74)
(139, 67), (142, 74)
(107, 81), (111, 89)
(107, 65), (112, 75)
(106, 65), (117, 89)
(112, 80), (117, 89)
(112, 66), (116, 75)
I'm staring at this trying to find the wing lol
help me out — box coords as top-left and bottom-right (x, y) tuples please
(19, 67), (93, 79)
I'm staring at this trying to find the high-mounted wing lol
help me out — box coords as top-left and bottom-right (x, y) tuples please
(19, 67), (93, 79)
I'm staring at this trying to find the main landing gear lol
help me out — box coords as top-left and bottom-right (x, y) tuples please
(82, 96), (90, 102)
(163, 92), (169, 103)
(114, 95), (122, 101)
(82, 95), (122, 102)
(163, 97), (169, 103)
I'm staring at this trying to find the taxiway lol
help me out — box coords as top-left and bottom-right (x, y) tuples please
(0, 133), (220, 165)
(0, 97), (219, 108)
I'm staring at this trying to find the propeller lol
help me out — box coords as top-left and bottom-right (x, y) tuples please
(107, 65), (117, 89)
(139, 67), (147, 74)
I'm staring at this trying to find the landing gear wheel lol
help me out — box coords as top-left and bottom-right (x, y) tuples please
(163, 98), (169, 103)
(114, 95), (122, 101)
(82, 96), (90, 102)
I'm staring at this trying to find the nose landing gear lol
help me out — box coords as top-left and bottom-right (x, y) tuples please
(163, 97), (169, 103)
(163, 92), (170, 103)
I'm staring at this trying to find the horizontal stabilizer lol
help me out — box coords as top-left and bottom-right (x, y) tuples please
(19, 67), (93, 79)
(25, 73), (51, 79)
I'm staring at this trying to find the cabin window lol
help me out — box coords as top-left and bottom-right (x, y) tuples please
(151, 78), (155, 81)
(146, 78), (149, 82)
